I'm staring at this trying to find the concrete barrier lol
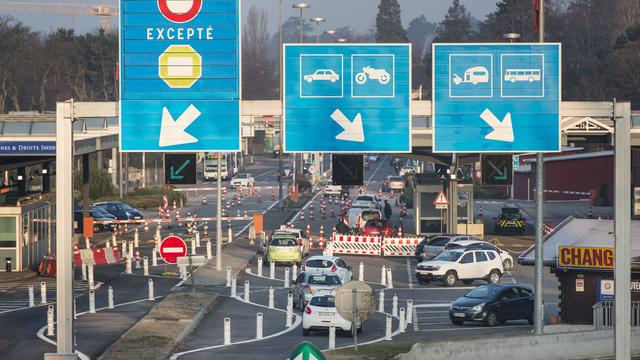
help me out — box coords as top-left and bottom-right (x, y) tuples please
(396, 328), (640, 360)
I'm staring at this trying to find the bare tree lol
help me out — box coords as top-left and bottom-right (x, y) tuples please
(242, 6), (274, 99)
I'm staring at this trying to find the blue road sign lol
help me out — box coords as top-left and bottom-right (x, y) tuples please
(119, 0), (240, 152)
(433, 43), (560, 153)
(284, 44), (411, 153)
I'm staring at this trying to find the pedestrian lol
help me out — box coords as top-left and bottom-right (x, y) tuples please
(384, 200), (392, 220)
(335, 216), (350, 234)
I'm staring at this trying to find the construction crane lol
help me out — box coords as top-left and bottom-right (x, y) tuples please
(0, 2), (119, 32)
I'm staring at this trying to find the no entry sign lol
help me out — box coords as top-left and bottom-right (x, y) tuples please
(157, 0), (202, 23)
(159, 235), (187, 264)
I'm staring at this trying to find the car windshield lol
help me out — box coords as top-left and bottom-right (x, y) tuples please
(271, 237), (298, 246)
(361, 211), (380, 221)
(310, 296), (335, 307)
(434, 250), (463, 262)
(305, 259), (333, 268)
(465, 286), (502, 299)
(235, 174), (248, 179)
(390, 177), (403, 182)
(365, 220), (385, 228)
(501, 214), (521, 220)
(115, 203), (134, 210)
(307, 274), (341, 285)
(355, 196), (373, 202)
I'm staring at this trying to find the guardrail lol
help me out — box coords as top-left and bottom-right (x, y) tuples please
(593, 300), (640, 330)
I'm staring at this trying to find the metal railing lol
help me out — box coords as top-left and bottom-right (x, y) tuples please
(593, 300), (640, 330)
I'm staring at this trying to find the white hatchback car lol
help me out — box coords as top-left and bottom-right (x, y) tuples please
(302, 256), (353, 284)
(302, 293), (361, 336)
(415, 248), (504, 287)
(445, 240), (515, 271)
(324, 182), (342, 197)
(352, 194), (381, 209)
(230, 173), (255, 188)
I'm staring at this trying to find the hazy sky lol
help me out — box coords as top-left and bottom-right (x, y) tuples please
(4, 0), (497, 35)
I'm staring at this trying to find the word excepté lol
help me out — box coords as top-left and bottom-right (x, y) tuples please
(146, 27), (214, 41)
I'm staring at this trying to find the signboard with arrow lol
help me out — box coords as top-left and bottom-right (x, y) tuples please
(165, 153), (197, 185)
(481, 154), (513, 185)
(289, 342), (326, 360)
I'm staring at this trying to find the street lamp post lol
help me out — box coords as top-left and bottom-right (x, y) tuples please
(310, 17), (325, 43)
(292, 3), (310, 43)
(292, 2), (310, 183)
(335, 37), (347, 43)
(278, 0), (284, 208)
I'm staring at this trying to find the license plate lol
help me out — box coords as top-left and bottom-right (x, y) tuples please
(453, 312), (466, 318)
(319, 312), (333, 317)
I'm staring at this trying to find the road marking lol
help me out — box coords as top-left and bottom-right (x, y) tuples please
(413, 303), (451, 308)
(412, 303), (419, 331)
(405, 258), (413, 289)
(364, 155), (387, 191)
(418, 325), (531, 332)
(244, 268), (285, 282)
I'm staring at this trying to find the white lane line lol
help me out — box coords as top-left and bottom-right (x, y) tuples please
(244, 268), (285, 282)
(418, 325), (531, 332)
(405, 258), (413, 289)
(364, 155), (387, 191)
(412, 303), (419, 331)
(413, 303), (451, 309)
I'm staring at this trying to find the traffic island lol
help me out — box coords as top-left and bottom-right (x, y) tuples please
(98, 292), (218, 360)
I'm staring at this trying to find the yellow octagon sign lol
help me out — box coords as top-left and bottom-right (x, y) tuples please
(158, 45), (202, 88)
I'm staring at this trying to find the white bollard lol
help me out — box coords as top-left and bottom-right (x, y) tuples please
(128, 241), (134, 260)
(359, 262), (364, 282)
(195, 231), (201, 247)
(392, 294), (398, 317)
(81, 264), (87, 281)
(228, 226), (233, 243)
(284, 268), (290, 288)
(386, 267), (394, 289)
(47, 305), (55, 336)
(40, 281), (47, 304)
(85, 236), (91, 250)
(148, 279), (154, 300)
(407, 300), (414, 324)
(134, 229), (139, 248)
(223, 318), (231, 345)
(256, 313), (263, 339)
(231, 276), (237, 298)
(268, 287), (275, 309)
(292, 263), (298, 280)
(399, 307), (406, 332)
(152, 250), (158, 266)
(180, 266), (187, 280)
(106, 239), (111, 248)
(191, 237), (196, 255)
(244, 280), (250, 303)
(28, 285), (34, 307)
(111, 232), (117, 247)
(385, 315), (392, 340)
(257, 257), (263, 277)
(269, 261), (275, 280)
(286, 293), (293, 327)
(378, 291), (385, 313)
(329, 325), (336, 350)
(88, 264), (94, 289)
(206, 241), (212, 260)
(143, 256), (149, 276)
(74, 299), (77, 320)
(380, 265), (386, 287)
(89, 289), (96, 313)
(226, 266), (232, 287)
(126, 257), (132, 274)
(108, 286), (114, 309)
(155, 226), (161, 242)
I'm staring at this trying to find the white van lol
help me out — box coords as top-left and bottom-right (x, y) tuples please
(345, 208), (382, 230)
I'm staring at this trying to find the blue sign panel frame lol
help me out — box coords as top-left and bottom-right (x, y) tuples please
(284, 44), (411, 153)
(119, 0), (241, 152)
(433, 43), (561, 153)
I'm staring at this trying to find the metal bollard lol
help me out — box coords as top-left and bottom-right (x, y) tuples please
(40, 281), (47, 304)
(380, 265), (386, 287)
(392, 294), (398, 317)
(28, 285), (34, 307)
(228, 227), (233, 243)
(407, 300), (413, 324)
(152, 250), (158, 266)
(284, 268), (290, 288)
(399, 307), (406, 332)
(256, 313), (263, 339)
(269, 261), (275, 279)
(206, 241), (212, 260)
(226, 266), (232, 287)
(292, 263), (298, 280)
(286, 293), (293, 327)
(257, 257), (263, 277)
(89, 289), (96, 313)
(359, 262), (364, 282)
(195, 230), (201, 247)
(81, 264), (87, 281)
(134, 228), (139, 248)
(148, 279), (154, 300)
(126, 257), (132, 274)
(223, 318), (231, 345)
(385, 315), (392, 340)
(108, 286), (114, 309)
(386, 267), (394, 289)
(143, 256), (149, 276)
(244, 280), (250, 303)
(329, 325), (336, 350)
(268, 287), (275, 309)
(378, 291), (385, 313)
(191, 238), (196, 255)
(47, 305), (54, 336)
(231, 276), (237, 297)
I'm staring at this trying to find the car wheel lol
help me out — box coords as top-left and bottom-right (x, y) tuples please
(462, 279), (474, 285)
(487, 270), (501, 284)
(443, 271), (457, 287)
(302, 328), (311, 336)
(502, 259), (512, 271)
(451, 319), (464, 326)
(299, 296), (305, 311)
(485, 311), (498, 327)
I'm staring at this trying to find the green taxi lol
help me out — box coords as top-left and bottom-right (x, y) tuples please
(266, 231), (304, 265)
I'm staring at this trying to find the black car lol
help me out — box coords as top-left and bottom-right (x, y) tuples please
(449, 284), (534, 327)
(73, 209), (117, 233)
(494, 207), (526, 235)
(94, 201), (143, 220)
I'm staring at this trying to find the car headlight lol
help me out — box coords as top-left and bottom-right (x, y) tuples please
(472, 303), (485, 311)
(431, 266), (440, 271)
(125, 211), (131, 216)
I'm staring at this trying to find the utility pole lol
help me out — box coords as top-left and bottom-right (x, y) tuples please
(448, 155), (458, 233)
(534, 0), (545, 336)
(216, 153), (222, 271)
(278, 0), (284, 209)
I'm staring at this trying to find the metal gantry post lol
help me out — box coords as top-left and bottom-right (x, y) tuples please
(278, 0), (284, 209)
(614, 99), (631, 359)
(216, 153), (223, 271)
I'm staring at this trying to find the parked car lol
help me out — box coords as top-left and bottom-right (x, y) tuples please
(324, 182), (342, 197)
(445, 240), (514, 271)
(494, 207), (526, 235)
(415, 234), (482, 261)
(345, 207), (382, 230)
(94, 202), (143, 220)
(449, 284), (534, 327)
(230, 173), (255, 188)
(415, 248), (503, 287)
(352, 194), (381, 210)
(361, 219), (395, 237)
(73, 209), (116, 233)
(265, 232), (303, 265)
(302, 255), (353, 284)
(302, 293), (361, 336)
(292, 272), (342, 310)
(399, 166), (416, 177)
(382, 176), (406, 193)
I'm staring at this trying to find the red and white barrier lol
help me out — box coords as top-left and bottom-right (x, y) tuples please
(382, 237), (421, 257)
(331, 235), (382, 256)
(73, 247), (122, 267)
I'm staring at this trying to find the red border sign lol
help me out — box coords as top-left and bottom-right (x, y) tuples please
(157, 0), (202, 23)
(159, 235), (187, 264)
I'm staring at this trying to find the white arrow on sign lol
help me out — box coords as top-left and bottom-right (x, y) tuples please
(159, 104), (201, 147)
(480, 108), (514, 143)
(331, 109), (365, 143)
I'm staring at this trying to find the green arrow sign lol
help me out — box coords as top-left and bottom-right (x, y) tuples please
(290, 342), (326, 360)
(494, 167), (508, 181)
(170, 160), (191, 180)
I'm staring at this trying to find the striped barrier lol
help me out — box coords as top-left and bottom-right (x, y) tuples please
(331, 235), (382, 256)
(382, 237), (421, 257)
(73, 247), (122, 267)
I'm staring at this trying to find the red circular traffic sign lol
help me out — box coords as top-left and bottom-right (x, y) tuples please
(157, 0), (202, 23)
(159, 235), (187, 264)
